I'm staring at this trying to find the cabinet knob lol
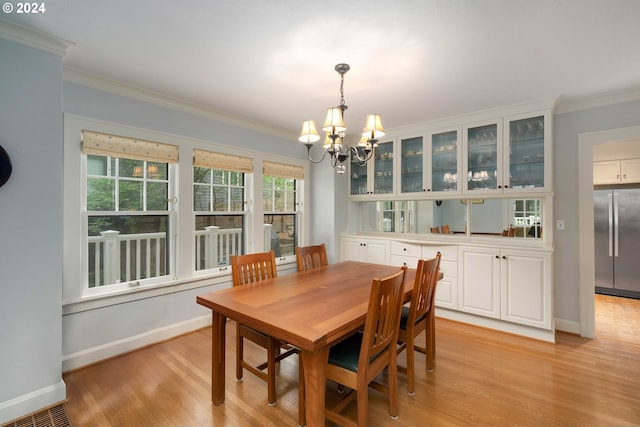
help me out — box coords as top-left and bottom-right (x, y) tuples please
(498, 185), (502, 189)
(504, 185), (509, 188)
(403, 248), (407, 251)
(495, 255), (500, 259)
(423, 189), (427, 192)
(502, 256), (507, 259)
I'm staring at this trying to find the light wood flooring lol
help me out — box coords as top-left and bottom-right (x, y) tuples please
(62, 296), (640, 426)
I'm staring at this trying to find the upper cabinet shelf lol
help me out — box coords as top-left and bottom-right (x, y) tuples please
(348, 108), (552, 199)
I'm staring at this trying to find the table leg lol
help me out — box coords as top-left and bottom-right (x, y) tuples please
(301, 348), (329, 427)
(211, 311), (226, 405)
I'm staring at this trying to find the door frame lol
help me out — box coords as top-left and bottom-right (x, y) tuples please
(578, 125), (640, 338)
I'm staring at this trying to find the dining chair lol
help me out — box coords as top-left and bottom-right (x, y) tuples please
(230, 250), (297, 405)
(430, 226), (441, 233)
(397, 253), (441, 395)
(441, 224), (451, 234)
(295, 243), (328, 271)
(322, 266), (407, 427)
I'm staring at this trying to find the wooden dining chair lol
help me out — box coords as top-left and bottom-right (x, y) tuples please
(397, 253), (441, 395)
(430, 226), (441, 233)
(322, 266), (407, 427)
(441, 224), (451, 234)
(230, 250), (297, 405)
(295, 243), (328, 271)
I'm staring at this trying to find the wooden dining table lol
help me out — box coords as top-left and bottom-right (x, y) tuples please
(196, 261), (423, 427)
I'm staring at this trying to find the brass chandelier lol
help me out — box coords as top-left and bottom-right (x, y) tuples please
(298, 63), (385, 174)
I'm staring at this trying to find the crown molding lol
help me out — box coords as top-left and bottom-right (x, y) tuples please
(554, 86), (640, 115)
(63, 67), (295, 141)
(0, 18), (72, 56)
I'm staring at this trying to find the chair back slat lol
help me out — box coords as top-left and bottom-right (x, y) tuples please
(360, 266), (407, 368)
(295, 243), (328, 271)
(408, 253), (441, 325)
(231, 250), (277, 286)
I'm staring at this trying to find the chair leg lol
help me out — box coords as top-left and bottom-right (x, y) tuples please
(298, 354), (305, 427)
(426, 313), (436, 372)
(357, 384), (368, 427)
(267, 339), (277, 406)
(406, 338), (416, 395)
(389, 357), (399, 419)
(236, 326), (243, 381)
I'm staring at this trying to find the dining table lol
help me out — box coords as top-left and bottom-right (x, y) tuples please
(196, 261), (427, 427)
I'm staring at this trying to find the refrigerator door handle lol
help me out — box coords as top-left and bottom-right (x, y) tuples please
(608, 193), (613, 257)
(613, 193), (619, 257)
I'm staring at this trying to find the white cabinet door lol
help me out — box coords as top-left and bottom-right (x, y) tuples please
(594, 160), (621, 184)
(458, 246), (500, 318)
(500, 249), (552, 329)
(340, 237), (389, 264)
(621, 158), (640, 183)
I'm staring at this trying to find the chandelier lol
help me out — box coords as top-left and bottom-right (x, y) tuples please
(298, 63), (385, 174)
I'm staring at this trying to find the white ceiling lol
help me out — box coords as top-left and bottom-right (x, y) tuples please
(4, 0), (640, 140)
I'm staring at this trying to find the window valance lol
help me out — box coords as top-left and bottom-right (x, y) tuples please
(81, 130), (179, 163)
(193, 149), (253, 173)
(263, 161), (304, 180)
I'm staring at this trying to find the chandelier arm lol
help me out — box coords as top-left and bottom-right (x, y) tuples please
(305, 144), (331, 164)
(345, 145), (375, 166)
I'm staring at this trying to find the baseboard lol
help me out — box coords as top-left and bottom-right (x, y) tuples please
(0, 380), (66, 425)
(62, 314), (212, 372)
(554, 318), (581, 335)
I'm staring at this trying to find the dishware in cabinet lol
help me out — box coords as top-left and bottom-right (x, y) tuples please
(463, 120), (503, 194)
(429, 127), (462, 194)
(399, 135), (425, 194)
(503, 111), (551, 193)
(349, 138), (395, 198)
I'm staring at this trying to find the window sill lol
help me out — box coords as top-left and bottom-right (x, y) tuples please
(62, 274), (231, 315)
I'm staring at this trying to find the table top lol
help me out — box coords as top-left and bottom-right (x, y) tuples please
(197, 261), (417, 352)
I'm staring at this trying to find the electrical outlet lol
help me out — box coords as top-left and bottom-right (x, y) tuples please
(556, 219), (565, 230)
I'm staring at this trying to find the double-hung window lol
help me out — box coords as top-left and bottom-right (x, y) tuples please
(82, 130), (178, 292)
(262, 161), (303, 259)
(193, 149), (252, 270)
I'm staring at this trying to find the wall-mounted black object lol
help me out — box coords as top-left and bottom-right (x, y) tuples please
(0, 145), (12, 188)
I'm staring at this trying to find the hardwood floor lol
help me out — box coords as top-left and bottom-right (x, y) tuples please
(63, 302), (640, 426)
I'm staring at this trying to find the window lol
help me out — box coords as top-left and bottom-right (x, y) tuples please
(82, 130), (178, 291)
(263, 161), (303, 258)
(193, 149), (252, 270)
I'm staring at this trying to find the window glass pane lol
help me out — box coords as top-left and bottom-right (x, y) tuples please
(212, 170), (226, 185)
(147, 182), (168, 210)
(87, 215), (169, 287)
(87, 155), (109, 176)
(119, 180), (143, 211)
(230, 171), (243, 186)
(230, 188), (244, 211)
(194, 184), (210, 211)
(285, 188), (295, 211)
(194, 167), (211, 184)
(120, 158), (143, 178)
(194, 214), (245, 270)
(212, 187), (228, 211)
(147, 161), (167, 180)
(263, 190), (273, 211)
(266, 214), (297, 257)
(87, 177), (115, 211)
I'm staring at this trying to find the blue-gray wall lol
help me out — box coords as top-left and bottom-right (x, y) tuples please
(0, 38), (65, 423)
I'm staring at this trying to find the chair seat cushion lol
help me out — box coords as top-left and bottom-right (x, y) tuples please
(399, 306), (427, 330)
(328, 333), (363, 372)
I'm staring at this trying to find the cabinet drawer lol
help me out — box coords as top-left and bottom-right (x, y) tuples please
(422, 245), (457, 261)
(390, 241), (422, 257)
(439, 260), (457, 278)
(390, 254), (420, 268)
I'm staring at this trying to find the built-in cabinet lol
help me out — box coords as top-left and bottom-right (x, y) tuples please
(458, 246), (552, 329)
(340, 235), (553, 341)
(593, 159), (640, 184)
(349, 109), (551, 199)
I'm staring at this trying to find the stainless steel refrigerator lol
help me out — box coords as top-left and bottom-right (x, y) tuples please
(594, 187), (640, 299)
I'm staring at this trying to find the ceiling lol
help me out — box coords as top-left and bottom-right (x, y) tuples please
(4, 0), (640, 141)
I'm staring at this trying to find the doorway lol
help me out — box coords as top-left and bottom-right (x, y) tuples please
(578, 125), (640, 339)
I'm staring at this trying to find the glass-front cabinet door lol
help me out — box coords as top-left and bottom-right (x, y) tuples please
(349, 139), (395, 198)
(463, 120), (502, 193)
(429, 128), (461, 194)
(400, 135), (424, 194)
(503, 111), (550, 193)
(372, 139), (395, 196)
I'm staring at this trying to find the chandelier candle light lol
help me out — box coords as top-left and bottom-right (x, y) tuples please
(298, 63), (385, 174)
